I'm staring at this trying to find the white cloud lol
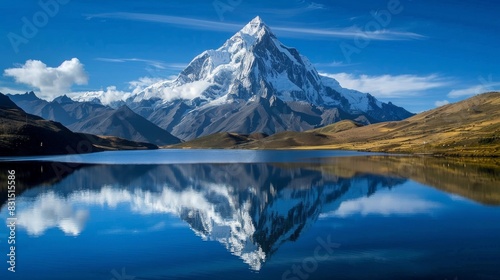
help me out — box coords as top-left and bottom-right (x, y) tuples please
(322, 73), (449, 98)
(448, 83), (500, 98)
(70, 86), (132, 105)
(3, 58), (88, 100)
(17, 192), (89, 236)
(322, 194), (440, 218)
(435, 100), (450, 107)
(0, 86), (27, 94)
(128, 76), (166, 94)
(69, 76), (180, 105)
(160, 80), (211, 101)
(136, 80), (211, 102)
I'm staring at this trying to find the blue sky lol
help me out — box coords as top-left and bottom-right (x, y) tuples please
(1, 0), (499, 112)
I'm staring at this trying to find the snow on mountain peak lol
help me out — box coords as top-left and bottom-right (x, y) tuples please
(219, 15), (273, 53)
(239, 16), (270, 39)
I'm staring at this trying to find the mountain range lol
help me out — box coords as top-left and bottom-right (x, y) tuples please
(42, 16), (411, 141)
(0, 93), (158, 156)
(8, 92), (180, 146)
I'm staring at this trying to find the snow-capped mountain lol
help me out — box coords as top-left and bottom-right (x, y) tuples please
(117, 16), (413, 140)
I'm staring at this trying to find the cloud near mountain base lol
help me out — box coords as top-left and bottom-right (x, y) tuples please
(322, 73), (449, 99)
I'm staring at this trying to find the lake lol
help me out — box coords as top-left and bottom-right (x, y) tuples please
(1, 150), (499, 280)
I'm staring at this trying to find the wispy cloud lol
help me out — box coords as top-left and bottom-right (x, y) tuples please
(86, 12), (424, 41)
(86, 12), (242, 32)
(128, 76), (166, 94)
(273, 26), (424, 40)
(260, 0), (326, 17)
(321, 194), (441, 218)
(321, 72), (450, 98)
(448, 83), (500, 98)
(314, 61), (359, 68)
(434, 100), (450, 107)
(95, 57), (186, 70)
(101, 222), (167, 235)
(0, 86), (28, 94)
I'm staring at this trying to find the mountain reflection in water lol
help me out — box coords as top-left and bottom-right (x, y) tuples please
(0, 154), (499, 278)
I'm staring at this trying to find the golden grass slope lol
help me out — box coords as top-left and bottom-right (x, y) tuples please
(306, 92), (500, 156)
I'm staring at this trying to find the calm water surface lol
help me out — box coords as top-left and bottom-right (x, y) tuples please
(0, 150), (499, 280)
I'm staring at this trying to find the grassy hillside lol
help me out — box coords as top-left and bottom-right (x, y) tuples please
(302, 92), (500, 156)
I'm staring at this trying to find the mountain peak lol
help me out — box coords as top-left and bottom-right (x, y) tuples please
(238, 16), (272, 40)
(53, 94), (74, 104)
(248, 16), (266, 26)
(25, 91), (40, 100)
(116, 104), (134, 114)
(0, 93), (22, 110)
